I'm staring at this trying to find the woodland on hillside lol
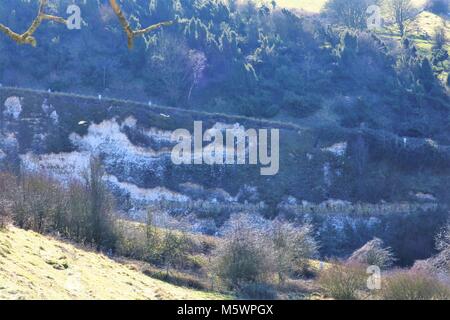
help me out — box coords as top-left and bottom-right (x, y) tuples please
(0, 0), (448, 138)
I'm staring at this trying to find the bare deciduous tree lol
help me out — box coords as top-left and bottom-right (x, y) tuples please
(0, 172), (17, 228)
(385, 0), (419, 37)
(324, 0), (379, 30)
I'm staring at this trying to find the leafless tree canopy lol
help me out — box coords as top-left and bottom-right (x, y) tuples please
(385, 0), (419, 36)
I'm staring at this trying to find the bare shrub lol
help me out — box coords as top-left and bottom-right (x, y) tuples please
(348, 238), (396, 269)
(213, 214), (319, 289)
(436, 224), (450, 253)
(0, 172), (17, 228)
(115, 221), (148, 260)
(271, 221), (319, 281)
(412, 224), (450, 276)
(213, 215), (275, 289)
(12, 173), (64, 233)
(318, 262), (368, 300)
(0, 198), (11, 229)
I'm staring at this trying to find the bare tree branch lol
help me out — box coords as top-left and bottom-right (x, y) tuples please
(0, 0), (66, 47)
(109, 0), (173, 49)
(0, 0), (173, 48)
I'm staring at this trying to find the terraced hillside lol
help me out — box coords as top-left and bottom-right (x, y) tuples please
(1, 87), (449, 264)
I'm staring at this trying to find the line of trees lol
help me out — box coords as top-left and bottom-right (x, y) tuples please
(0, 158), (117, 249)
(325, 0), (422, 37)
(1, 163), (321, 295)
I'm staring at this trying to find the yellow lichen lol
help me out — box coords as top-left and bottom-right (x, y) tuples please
(109, 0), (173, 49)
(0, 0), (66, 47)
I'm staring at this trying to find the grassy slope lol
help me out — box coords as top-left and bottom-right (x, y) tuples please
(0, 226), (226, 300)
(407, 11), (450, 53)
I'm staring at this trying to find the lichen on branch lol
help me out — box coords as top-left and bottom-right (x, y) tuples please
(109, 0), (173, 49)
(0, 0), (173, 49)
(0, 0), (66, 47)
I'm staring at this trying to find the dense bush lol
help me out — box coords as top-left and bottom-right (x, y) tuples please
(238, 99), (281, 119)
(336, 97), (373, 128)
(380, 270), (450, 300)
(318, 262), (368, 300)
(282, 93), (322, 118)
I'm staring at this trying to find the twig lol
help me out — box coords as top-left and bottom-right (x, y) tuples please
(0, 0), (173, 48)
(0, 0), (66, 47)
(109, 0), (173, 49)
